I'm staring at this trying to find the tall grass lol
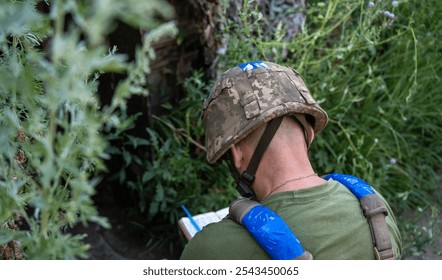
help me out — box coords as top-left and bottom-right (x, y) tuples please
(219, 0), (441, 207)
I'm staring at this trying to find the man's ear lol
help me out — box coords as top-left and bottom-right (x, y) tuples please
(230, 143), (244, 171)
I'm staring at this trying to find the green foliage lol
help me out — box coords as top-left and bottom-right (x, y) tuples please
(401, 206), (441, 258)
(109, 70), (237, 252)
(104, 71), (238, 256)
(0, 0), (175, 259)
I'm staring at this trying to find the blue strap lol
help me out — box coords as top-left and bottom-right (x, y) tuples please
(323, 173), (375, 199)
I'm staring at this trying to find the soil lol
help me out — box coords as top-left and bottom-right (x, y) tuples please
(69, 207), (181, 260)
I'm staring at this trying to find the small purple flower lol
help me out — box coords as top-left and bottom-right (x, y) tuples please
(392, 1), (399, 7)
(390, 158), (397, 165)
(368, 1), (375, 7)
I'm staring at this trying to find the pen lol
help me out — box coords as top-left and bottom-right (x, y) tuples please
(181, 204), (201, 232)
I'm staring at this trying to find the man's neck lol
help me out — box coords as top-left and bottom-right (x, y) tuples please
(253, 151), (325, 201)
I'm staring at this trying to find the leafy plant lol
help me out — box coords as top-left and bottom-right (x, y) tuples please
(109, 70), (237, 254)
(149, 71), (237, 217)
(0, 0), (175, 259)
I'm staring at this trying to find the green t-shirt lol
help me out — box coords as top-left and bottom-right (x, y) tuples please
(180, 179), (402, 260)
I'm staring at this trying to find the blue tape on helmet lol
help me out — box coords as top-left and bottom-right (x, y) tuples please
(324, 173), (375, 199)
(241, 205), (305, 259)
(237, 61), (268, 71)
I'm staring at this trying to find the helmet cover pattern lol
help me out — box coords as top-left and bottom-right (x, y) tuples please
(203, 61), (328, 163)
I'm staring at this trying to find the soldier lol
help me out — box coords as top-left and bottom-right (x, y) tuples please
(180, 61), (402, 259)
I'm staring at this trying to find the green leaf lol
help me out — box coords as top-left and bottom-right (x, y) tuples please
(142, 171), (155, 183)
(0, 228), (15, 244)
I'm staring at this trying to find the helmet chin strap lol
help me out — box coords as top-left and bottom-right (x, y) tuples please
(292, 114), (313, 149)
(226, 117), (284, 199)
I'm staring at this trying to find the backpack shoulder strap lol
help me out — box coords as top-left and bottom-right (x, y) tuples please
(324, 173), (395, 260)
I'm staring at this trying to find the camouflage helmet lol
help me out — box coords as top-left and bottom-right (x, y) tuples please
(202, 61), (328, 164)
